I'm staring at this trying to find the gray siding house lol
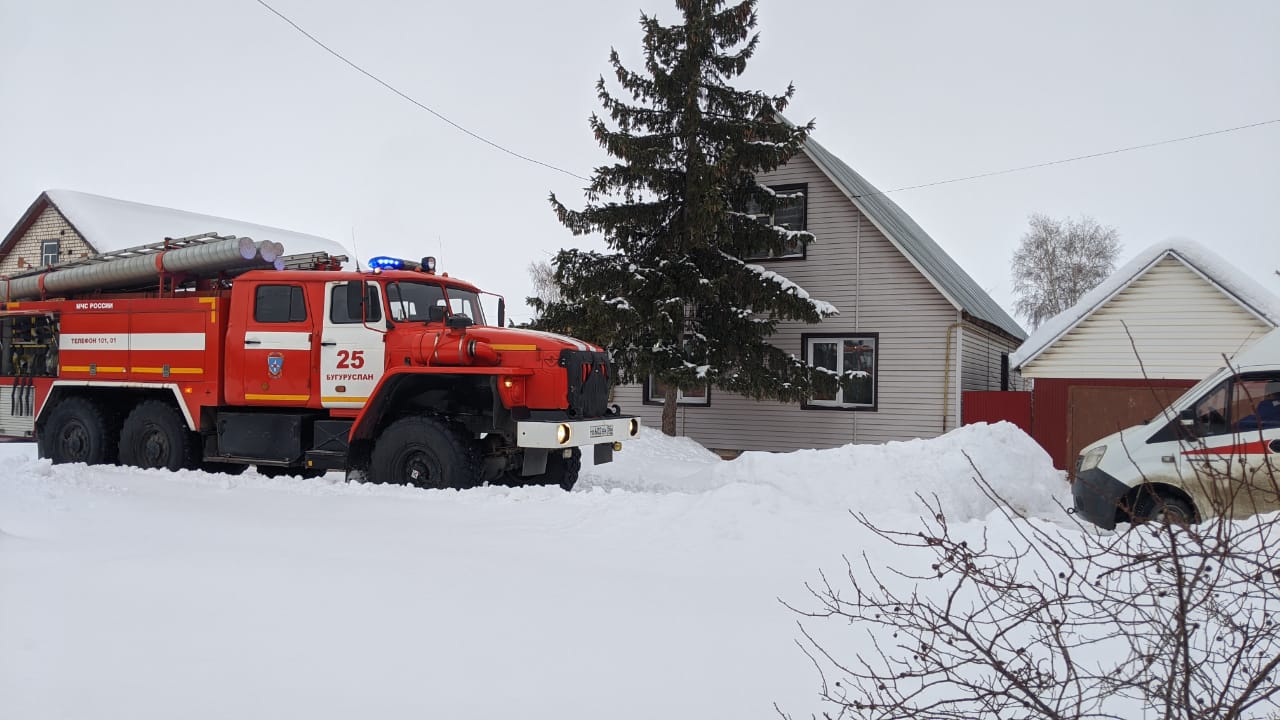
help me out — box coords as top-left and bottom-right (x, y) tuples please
(613, 133), (1026, 453)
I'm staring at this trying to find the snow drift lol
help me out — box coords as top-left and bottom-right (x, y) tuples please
(1, 422), (1066, 720)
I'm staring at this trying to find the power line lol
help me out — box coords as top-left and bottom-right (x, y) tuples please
(254, 0), (591, 182)
(254, 1), (1277, 197)
(853, 118), (1280, 198)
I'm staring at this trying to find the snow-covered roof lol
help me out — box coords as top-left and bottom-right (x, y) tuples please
(34, 190), (349, 259)
(1010, 239), (1280, 368)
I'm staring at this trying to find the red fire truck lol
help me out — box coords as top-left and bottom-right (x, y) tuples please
(0, 233), (637, 489)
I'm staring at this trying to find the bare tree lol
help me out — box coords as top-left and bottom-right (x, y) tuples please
(526, 259), (561, 319)
(783, 457), (1280, 719)
(1011, 214), (1121, 329)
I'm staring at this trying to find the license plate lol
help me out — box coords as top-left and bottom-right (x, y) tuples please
(589, 423), (614, 438)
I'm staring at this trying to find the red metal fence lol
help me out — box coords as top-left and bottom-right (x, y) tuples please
(961, 391), (1032, 435)
(964, 378), (1197, 470)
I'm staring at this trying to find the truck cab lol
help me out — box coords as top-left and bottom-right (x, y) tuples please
(212, 256), (637, 487)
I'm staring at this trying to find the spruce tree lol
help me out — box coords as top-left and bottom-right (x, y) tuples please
(537, 0), (838, 436)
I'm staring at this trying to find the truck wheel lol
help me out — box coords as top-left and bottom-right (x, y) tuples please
(41, 396), (117, 465)
(118, 400), (195, 472)
(510, 448), (581, 491)
(1132, 492), (1196, 525)
(370, 416), (480, 489)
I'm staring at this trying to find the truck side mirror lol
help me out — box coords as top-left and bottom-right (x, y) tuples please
(446, 313), (474, 330)
(497, 297), (505, 328)
(1179, 408), (1196, 427)
(344, 279), (366, 321)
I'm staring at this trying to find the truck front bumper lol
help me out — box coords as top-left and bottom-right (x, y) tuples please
(516, 415), (639, 449)
(1072, 467), (1130, 530)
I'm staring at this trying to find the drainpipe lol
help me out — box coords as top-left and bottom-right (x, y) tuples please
(853, 217), (861, 445)
(942, 319), (963, 434)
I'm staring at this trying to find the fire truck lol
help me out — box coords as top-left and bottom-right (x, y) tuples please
(0, 233), (637, 489)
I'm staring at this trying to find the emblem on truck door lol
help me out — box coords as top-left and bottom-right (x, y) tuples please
(267, 352), (284, 379)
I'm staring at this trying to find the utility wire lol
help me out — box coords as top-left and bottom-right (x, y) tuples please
(853, 118), (1280, 198)
(255, 1), (1276, 196)
(254, 0), (591, 182)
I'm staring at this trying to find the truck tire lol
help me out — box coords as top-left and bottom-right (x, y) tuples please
(41, 396), (117, 466)
(370, 415), (480, 489)
(509, 448), (581, 491)
(118, 400), (196, 472)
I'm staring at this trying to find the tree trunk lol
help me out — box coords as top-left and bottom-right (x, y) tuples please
(661, 384), (678, 436)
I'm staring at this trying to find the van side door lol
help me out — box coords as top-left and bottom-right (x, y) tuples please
(1178, 375), (1280, 517)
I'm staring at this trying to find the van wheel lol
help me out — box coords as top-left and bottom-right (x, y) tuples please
(119, 400), (195, 471)
(1132, 492), (1196, 525)
(42, 396), (117, 465)
(370, 416), (479, 489)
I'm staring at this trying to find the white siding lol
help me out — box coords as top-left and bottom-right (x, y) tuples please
(617, 152), (967, 452)
(1023, 256), (1273, 379)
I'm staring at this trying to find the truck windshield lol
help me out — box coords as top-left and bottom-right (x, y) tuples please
(385, 281), (486, 325)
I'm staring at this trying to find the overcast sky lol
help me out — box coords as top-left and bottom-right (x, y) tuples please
(2, 0), (1277, 325)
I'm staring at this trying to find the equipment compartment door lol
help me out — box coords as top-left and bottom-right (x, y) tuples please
(241, 283), (313, 406)
(320, 281), (386, 409)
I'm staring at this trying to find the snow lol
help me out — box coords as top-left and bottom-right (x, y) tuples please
(719, 250), (840, 317)
(0, 423), (1070, 718)
(44, 189), (352, 260)
(1011, 239), (1280, 368)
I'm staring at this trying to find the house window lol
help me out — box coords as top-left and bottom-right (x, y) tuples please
(803, 333), (877, 410)
(745, 183), (807, 260)
(643, 375), (710, 406)
(41, 240), (60, 266)
(254, 285), (308, 323)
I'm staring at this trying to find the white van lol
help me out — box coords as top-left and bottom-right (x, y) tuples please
(1072, 329), (1280, 529)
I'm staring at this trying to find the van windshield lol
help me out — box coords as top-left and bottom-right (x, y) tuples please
(384, 281), (485, 325)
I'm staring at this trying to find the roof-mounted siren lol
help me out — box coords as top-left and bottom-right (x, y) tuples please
(367, 255), (438, 275)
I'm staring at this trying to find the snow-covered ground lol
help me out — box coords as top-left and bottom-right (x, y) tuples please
(0, 423), (1067, 719)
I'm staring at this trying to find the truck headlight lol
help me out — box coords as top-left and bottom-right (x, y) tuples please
(628, 418), (640, 436)
(556, 423), (572, 445)
(1079, 446), (1107, 472)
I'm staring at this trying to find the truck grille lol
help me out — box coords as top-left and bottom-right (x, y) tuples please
(560, 349), (612, 418)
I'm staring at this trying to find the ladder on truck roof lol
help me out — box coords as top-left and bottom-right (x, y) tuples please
(1, 232), (348, 303)
(11, 232), (346, 279)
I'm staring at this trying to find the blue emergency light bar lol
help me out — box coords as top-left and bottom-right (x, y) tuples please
(368, 256), (407, 270)
(366, 255), (438, 274)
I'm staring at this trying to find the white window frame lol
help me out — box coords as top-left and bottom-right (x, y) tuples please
(803, 333), (877, 410)
(645, 374), (710, 406)
(41, 239), (60, 266)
